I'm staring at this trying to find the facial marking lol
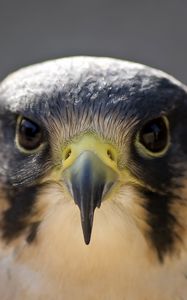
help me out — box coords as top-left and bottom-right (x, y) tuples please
(0, 57), (186, 265)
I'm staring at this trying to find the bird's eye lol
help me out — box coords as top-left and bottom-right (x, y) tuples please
(137, 117), (169, 156)
(17, 117), (43, 151)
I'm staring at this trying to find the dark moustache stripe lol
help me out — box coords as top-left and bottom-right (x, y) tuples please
(2, 186), (39, 242)
(139, 187), (180, 262)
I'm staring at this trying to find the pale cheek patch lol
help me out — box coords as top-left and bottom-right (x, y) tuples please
(29, 183), (66, 223)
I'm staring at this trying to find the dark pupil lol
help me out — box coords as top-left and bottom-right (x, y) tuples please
(19, 118), (42, 150)
(139, 118), (167, 152)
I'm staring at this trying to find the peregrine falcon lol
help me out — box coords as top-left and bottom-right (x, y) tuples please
(0, 57), (187, 300)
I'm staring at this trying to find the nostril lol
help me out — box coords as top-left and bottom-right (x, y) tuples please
(64, 149), (72, 160)
(107, 149), (115, 161)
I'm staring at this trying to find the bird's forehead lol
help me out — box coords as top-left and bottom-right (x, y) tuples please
(0, 57), (186, 121)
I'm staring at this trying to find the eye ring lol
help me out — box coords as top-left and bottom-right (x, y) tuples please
(16, 116), (44, 153)
(135, 116), (170, 158)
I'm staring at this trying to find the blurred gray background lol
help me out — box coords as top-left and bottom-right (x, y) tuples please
(0, 0), (186, 83)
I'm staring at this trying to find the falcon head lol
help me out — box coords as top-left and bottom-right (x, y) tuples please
(0, 57), (187, 262)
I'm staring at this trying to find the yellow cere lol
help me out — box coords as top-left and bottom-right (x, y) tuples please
(62, 134), (118, 172)
(61, 133), (144, 189)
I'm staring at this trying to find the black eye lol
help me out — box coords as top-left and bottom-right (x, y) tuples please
(17, 117), (43, 151)
(138, 117), (169, 153)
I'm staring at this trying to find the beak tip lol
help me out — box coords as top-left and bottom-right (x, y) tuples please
(84, 237), (91, 245)
(81, 219), (93, 245)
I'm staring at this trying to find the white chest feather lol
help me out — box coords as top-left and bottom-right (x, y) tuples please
(0, 195), (187, 300)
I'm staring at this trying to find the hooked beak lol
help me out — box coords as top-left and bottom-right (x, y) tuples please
(63, 151), (118, 244)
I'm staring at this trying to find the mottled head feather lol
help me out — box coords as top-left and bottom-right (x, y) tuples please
(0, 57), (187, 261)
